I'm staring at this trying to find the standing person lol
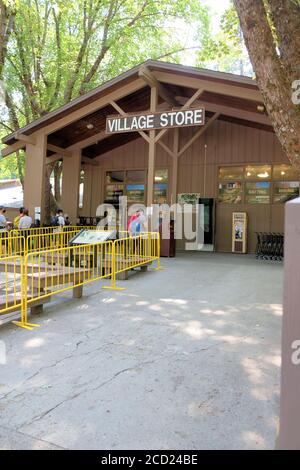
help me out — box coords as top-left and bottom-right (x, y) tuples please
(56, 209), (65, 227)
(0, 206), (7, 230)
(128, 209), (146, 236)
(14, 207), (24, 229)
(18, 209), (33, 229)
(64, 215), (71, 226)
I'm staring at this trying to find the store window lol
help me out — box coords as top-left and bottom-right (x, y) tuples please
(127, 170), (146, 182)
(126, 184), (145, 202)
(245, 181), (270, 204)
(245, 165), (271, 180)
(273, 181), (299, 203)
(106, 171), (124, 183)
(126, 170), (146, 203)
(105, 184), (124, 205)
(218, 166), (244, 180)
(154, 169), (168, 204)
(273, 164), (299, 181)
(218, 182), (243, 204)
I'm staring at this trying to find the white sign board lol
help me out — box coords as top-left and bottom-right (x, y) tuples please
(70, 230), (116, 245)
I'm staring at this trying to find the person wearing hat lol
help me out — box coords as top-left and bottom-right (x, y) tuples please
(0, 206), (7, 230)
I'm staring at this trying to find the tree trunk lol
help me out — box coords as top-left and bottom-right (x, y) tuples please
(234, 0), (300, 169)
(53, 162), (62, 202)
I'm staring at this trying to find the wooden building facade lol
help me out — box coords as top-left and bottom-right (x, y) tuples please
(1, 60), (297, 253)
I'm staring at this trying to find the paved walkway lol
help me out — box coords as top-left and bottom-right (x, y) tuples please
(0, 253), (282, 449)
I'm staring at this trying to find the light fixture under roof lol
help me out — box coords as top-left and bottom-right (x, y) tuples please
(155, 176), (163, 181)
(87, 123), (94, 130)
(257, 171), (269, 178)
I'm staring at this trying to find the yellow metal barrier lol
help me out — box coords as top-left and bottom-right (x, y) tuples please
(26, 230), (79, 254)
(0, 231), (161, 330)
(16, 241), (113, 330)
(0, 255), (23, 317)
(105, 232), (161, 290)
(0, 236), (25, 258)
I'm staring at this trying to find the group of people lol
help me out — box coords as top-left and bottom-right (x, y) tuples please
(0, 206), (33, 230)
(0, 206), (71, 231)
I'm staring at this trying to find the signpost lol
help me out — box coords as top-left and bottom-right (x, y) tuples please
(106, 108), (205, 134)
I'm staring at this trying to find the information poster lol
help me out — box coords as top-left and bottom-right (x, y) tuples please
(126, 184), (145, 202)
(218, 182), (242, 204)
(245, 182), (270, 204)
(154, 183), (168, 203)
(177, 193), (200, 206)
(273, 181), (299, 203)
(232, 212), (247, 253)
(105, 184), (124, 204)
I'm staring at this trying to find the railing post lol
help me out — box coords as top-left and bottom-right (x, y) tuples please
(12, 254), (40, 330)
(102, 240), (125, 291)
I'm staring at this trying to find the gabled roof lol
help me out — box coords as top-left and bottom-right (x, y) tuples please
(2, 60), (259, 147)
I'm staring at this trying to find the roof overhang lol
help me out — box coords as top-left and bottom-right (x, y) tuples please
(1, 60), (271, 160)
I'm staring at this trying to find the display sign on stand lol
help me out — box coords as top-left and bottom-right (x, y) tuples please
(232, 212), (248, 253)
(69, 229), (117, 246)
(68, 229), (117, 269)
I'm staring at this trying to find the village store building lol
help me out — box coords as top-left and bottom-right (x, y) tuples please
(1, 60), (298, 253)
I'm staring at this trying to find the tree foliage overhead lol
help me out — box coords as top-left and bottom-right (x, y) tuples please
(234, 0), (300, 168)
(0, 0), (214, 185)
(1, 0), (211, 126)
(197, 1), (252, 76)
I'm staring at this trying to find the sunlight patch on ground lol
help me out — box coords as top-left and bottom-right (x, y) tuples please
(102, 298), (116, 304)
(242, 431), (266, 449)
(160, 298), (188, 305)
(24, 337), (45, 348)
(242, 358), (264, 385)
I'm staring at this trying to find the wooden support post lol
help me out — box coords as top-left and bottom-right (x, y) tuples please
(117, 271), (129, 280)
(30, 304), (44, 315)
(61, 148), (81, 224)
(276, 198), (300, 449)
(147, 87), (158, 207)
(73, 285), (83, 299)
(24, 132), (47, 224)
(171, 129), (179, 205)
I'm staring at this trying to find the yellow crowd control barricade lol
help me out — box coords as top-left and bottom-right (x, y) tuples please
(105, 232), (161, 290)
(17, 241), (113, 330)
(0, 255), (24, 319)
(26, 230), (79, 255)
(0, 235), (25, 258)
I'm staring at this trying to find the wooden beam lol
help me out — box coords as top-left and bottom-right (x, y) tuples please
(109, 100), (150, 144)
(47, 143), (72, 157)
(175, 96), (271, 126)
(155, 129), (169, 143)
(0, 141), (25, 158)
(147, 87), (158, 206)
(46, 154), (63, 164)
(178, 113), (219, 158)
(154, 70), (262, 102)
(15, 133), (36, 145)
(171, 128), (179, 205)
(157, 139), (174, 158)
(81, 157), (99, 166)
(138, 65), (179, 107)
(181, 88), (203, 109)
